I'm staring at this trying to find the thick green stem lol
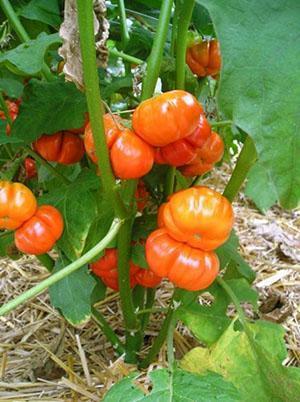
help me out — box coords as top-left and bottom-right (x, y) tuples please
(26, 147), (71, 185)
(36, 254), (55, 272)
(211, 120), (233, 129)
(141, 288), (156, 330)
(76, 0), (126, 219)
(216, 277), (252, 339)
(139, 288), (180, 368)
(109, 48), (143, 65)
(117, 0), (130, 49)
(91, 307), (125, 356)
(170, 0), (179, 57)
(167, 318), (176, 369)
(141, 0), (174, 101)
(117, 180), (141, 362)
(223, 135), (257, 202)
(0, 0), (53, 81)
(0, 219), (122, 316)
(175, 0), (195, 89)
(133, 285), (146, 311)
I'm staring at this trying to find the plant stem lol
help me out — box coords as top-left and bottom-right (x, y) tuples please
(109, 48), (143, 65)
(175, 0), (195, 89)
(36, 254), (55, 272)
(25, 147), (71, 185)
(140, 288), (156, 330)
(117, 184), (141, 362)
(0, 219), (122, 316)
(223, 135), (257, 202)
(170, 0), (179, 57)
(139, 288), (180, 369)
(141, 0), (174, 101)
(76, 0), (126, 220)
(211, 120), (233, 129)
(167, 318), (176, 369)
(0, 0), (54, 81)
(117, 0), (130, 49)
(133, 285), (145, 311)
(216, 277), (252, 339)
(91, 307), (125, 356)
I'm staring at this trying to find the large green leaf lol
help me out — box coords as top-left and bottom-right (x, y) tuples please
(103, 368), (239, 401)
(0, 33), (61, 76)
(49, 256), (97, 325)
(20, 0), (61, 28)
(216, 232), (255, 283)
(40, 171), (99, 261)
(9, 79), (87, 144)
(181, 320), (300, 402)
(197, 0), (300, 209)
(176, 279), (258, 346)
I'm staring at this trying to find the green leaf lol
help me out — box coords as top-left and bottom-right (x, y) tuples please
(90, 276), (106, 305)
(181, 320), (300, 402)
(0, 78), (23, 98)
(10, 79), (87, 144)
(39, 171), (99, 261)
(103, 368), (239, 401)
(176, 279), (258, 346)
(83, 193), (116, 259)
(20, 0), (61, 28)
(245, 162), (278, 213)
(0, 231), (21, 259)
(0, 33), (61, 76)
(217, 232), (255, 283)
(132, 214), (158, 241)
(131, 242), (148, 269)
(197, 0), (300, 209)
(49, 256), (96, 325)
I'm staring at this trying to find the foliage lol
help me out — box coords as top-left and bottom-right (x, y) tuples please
(103, 368), (240, 401)
(197, 0), (300, 209)
(181, 320), (300, 401)
(0, 0), (299, 399)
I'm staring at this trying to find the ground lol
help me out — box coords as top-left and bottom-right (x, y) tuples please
(0, 166), (299, 401)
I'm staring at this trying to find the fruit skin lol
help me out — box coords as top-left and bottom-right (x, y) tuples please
(15, 205), (64, 255)
(180, 131), (224, 177)
(135, 268), (162, 288)
(84, 114), (153, 180)
(186, 39), (221, 77)
(185, 114), (212, 148)
(24, 158), (37, 179)
(146, 228), (219, 291)
(90, 248), (139, 291)
(132, 90), (203, 147)
(110, 129), (154, 179)
(153, 115), (214, 168)
(91, 248), (161, 290)
(180, 159), (213, 177)
(197, 131), (224, 164)
(158, 186), (234, 250)
(0, 100), (19, 135)
(0, 181), (37, 230)
(84, 114), (123, 163)
(159, 138), (197, 167)
(33, 132), (85, 165)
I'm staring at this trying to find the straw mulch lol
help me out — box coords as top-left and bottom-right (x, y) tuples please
(0, 166), (299, 401)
